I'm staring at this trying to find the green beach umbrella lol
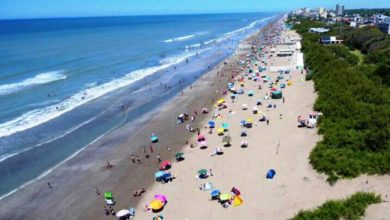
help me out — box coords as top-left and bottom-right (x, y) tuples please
(222, 135), (232, 143)
(175, 152), (184, 158)
(198, 169), (208, 175)
(104, 191), (113, 200)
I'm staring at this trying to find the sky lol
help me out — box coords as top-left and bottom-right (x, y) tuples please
(0, 0), (389, 19)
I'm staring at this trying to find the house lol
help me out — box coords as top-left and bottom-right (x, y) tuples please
(377, 17), (390, 34)
(320, 36), (343, 45)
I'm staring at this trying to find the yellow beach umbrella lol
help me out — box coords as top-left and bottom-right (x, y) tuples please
(217, 128), (224, 135)
(217, 98), (225, 105)
(150, 200), (164, 210)
(246, 118), (253, 123)
(233, 196), (244, 207)
(219, 193), (232, 201)
(287, 80), (293, 86)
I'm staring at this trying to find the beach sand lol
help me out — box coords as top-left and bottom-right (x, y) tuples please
(1, 18), (389, 220)
(130, 22), (390, 220)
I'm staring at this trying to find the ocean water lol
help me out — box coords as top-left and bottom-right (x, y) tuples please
(0, 13), (275, 198)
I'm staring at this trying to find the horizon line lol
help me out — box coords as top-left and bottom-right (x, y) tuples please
(0, 11), (283, 21)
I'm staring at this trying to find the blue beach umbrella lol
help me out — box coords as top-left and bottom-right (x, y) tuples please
(155, 171), (166, 179)
(210, 189), (221, 197)
(208, 121), (215, 128)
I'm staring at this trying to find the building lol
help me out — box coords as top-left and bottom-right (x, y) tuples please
(336, 4), (344, 16)
(320, 36), (343, 45)
(378, 17), (390, 34)
(309, 27), (330, 33)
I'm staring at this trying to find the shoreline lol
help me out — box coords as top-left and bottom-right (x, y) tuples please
(0, 18), (274, 220)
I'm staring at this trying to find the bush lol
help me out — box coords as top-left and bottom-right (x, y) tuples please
(290, 192), (381, 220)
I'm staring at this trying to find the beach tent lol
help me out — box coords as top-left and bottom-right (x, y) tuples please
(248, 91), (254, 96)
(149, 200), (164, 211)
(271, 90), (283, 99)
(208, 121), (215, 128)
(241, 104), (248, 110)
(266, 169), (276, 179)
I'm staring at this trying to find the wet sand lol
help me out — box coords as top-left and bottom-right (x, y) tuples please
(0, 22), (258, 220)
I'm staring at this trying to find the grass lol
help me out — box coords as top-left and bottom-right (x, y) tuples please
(290, 192), (381, 220)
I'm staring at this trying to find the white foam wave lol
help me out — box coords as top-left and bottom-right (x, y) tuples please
(0, 71), (66, 96)
(0, 57), (189, 138)
(163, 34), (195, 43)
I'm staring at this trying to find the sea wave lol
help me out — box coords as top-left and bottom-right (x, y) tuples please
(163, 34), (195, 43)
(0, 71), (66, 96)
(0, 51), (201, 139)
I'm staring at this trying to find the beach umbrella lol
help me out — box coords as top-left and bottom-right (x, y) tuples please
(154, 194), (168, 203)
(217, 98), (225, 105)
(198, 169), (208, 176)
(151, 135), (159, 143)
(210, 189), (221, 197)
(155, 171), (167, 179)
(116, 209), (130, 217)
(160, 161), (171, 170)
(199, 141), (208, 147)
(153, 215), (164, 220)
(221, 123), (230, 130)
(219, 193), (232, 201)
(104, 191), (113, 200)
(208, 121), (215, 128)
(149, 200), (164, 211)
(222, 135), (232, 144)
(197, 134), (205, 142)
(248, 91), (254, 96)
(175, 152), (184, 159)
(246, 118), (253, 124)
(233, 196), (244, 207)
(237, 89), (244, 94)
(217, 128), (224, 135)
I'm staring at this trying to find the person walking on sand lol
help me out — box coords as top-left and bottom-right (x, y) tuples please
(157, 154), (161, 163)
(131, 154), (136, 163)
(95, 187), (101, 196)
(149, 145), (154, 153)
(137, 155), (142, 164)
(47, 182), (53, 189)
(283, 97), (285, 103)
(266, 118), (270, 125)
(167, 146), (171, 152)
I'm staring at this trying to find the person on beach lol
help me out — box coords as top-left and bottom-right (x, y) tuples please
(47, 182), (53, 189)
(104, 206), (110, 216)
(266, 119), (270, 125)
(106, 160), (113, 169)
(137, 155), (142, 164)
(143, 146), (147, 154)
(167, 146), (171, 152)
(131, 154), (136, 163)
(149, 145), (154, 153)
(157, 154), (161, 163)
(94, 187), (100, 196)
(283, 97), (285, 103)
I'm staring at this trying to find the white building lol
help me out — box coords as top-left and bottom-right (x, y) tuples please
(378, 17), (390, 34)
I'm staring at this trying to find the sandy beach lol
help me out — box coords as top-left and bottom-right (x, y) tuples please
(1, 17), (389, 220)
